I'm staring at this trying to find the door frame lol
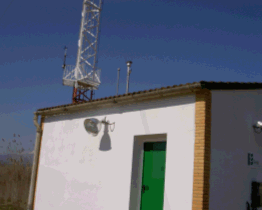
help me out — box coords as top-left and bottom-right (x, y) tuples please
(129, 133), (167, 210)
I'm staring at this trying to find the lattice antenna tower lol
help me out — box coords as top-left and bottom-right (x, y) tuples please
(62, 0), (103, 103)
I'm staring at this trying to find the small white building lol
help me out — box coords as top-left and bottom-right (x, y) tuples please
(28, 81), (262, 210)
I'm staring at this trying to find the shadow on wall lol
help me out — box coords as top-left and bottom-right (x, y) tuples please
(99, 123), (112, 151)
(253, 132), (262, 148)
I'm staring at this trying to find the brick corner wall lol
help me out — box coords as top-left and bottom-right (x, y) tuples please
(192, 89), (212, 210)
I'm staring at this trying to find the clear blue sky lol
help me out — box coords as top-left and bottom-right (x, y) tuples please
(1, 0), (262, 154)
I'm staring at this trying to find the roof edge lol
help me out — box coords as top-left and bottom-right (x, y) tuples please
(36, 80), (262, 117)
(36, 82), (202, 116)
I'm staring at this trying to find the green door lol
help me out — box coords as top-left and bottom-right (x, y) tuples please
(140, 142), (167, 210)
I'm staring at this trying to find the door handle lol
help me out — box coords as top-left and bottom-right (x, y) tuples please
(142, 185), (149, 193)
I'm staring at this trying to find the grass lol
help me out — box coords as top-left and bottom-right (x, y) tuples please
(0, 135), (33, 210)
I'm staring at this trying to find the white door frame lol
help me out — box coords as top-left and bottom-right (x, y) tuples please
(128, 133), (167, 210)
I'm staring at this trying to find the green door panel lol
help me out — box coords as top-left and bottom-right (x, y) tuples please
(140, 142), (167, 210)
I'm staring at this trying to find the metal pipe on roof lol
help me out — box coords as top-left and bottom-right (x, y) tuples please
(27, 113), (43, 210)
(116, 68), (120, 96)
(126, 61), (132, 94)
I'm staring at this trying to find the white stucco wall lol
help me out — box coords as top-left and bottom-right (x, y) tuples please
(210, 90), (262, 210)
(34, 94), (196, 210)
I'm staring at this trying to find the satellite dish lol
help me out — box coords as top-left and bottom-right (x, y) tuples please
(84, 118), (102, 136)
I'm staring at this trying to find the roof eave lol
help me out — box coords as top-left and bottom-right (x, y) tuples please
(36, 82), (202, 117)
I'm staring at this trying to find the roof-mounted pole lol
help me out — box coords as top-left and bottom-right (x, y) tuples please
(116, 68), (120, 96)
(62, 46), (67, 70)
(126, 61), (132, 94)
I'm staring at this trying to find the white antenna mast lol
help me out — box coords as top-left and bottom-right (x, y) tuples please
(62, 0), (103, 103)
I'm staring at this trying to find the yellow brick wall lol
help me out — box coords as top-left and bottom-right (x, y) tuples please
(192, 89), (212, 210)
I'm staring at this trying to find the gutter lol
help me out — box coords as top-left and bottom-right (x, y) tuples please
(27, 113), (43, 210)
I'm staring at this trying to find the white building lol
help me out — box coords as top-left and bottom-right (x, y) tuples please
(28, 81), (262, 210)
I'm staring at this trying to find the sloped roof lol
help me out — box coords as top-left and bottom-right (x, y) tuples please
(36, 81), (262, 115)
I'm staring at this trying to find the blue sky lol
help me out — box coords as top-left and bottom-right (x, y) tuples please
(1, 0), (262, 154)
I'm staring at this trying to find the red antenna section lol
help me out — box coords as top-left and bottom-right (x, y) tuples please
(72, 88), (94, 103)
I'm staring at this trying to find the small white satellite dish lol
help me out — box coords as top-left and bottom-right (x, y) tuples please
(84, 118), (102, 136)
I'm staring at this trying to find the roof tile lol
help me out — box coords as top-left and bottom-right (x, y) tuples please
(37, 81), (262, 112)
